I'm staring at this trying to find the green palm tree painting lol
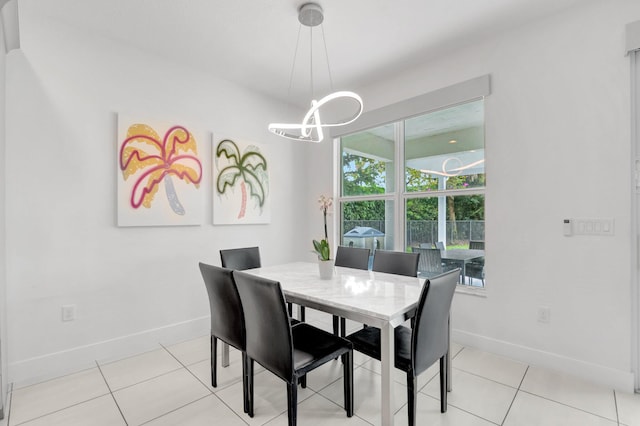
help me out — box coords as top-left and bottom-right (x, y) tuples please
(215, 139), (268, 220)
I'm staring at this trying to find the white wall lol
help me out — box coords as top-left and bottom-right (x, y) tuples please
(7, 0), (640, 392)
(341, 0), (639, 391)
(0, 6), (8, 413)
(4, 8), (307, 385)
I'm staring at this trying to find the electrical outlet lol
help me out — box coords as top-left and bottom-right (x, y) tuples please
(537, 306), (551, 324)
(61, 305), (76, 322)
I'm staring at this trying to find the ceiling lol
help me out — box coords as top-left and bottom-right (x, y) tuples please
(24, 0), (587, 108)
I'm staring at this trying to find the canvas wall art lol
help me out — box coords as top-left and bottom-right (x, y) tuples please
(117, 114), (204, 226)
(213, 138), (270, 224)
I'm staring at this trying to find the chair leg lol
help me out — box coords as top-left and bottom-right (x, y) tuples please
(439, 355), (448, 413)
(300, 374), (307, 388)
(342, 351), (354, 417)
(407, 372), (417, 426)
(241, 353), (248, 414)
(211, 335), (217, 388)
(300, 306), (306, 322)
(333, 315), (340, 335)
(340, 317), (346, 337)
(247, 357), (254, 417)
(287, 381), (298, 426)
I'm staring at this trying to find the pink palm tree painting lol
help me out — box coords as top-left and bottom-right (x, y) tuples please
(119, 123), (202, 216)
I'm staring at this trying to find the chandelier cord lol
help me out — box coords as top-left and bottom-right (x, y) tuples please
(288, 20), (334, 102)
(309, 26), (314, 100)
(320, 24), (333, 93)
(287, 24), (303, 98)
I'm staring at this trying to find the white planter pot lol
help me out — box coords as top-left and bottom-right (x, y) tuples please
(318, 259), (335, 280)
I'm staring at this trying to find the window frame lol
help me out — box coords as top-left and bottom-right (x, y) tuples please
(333, 76), (490, 292)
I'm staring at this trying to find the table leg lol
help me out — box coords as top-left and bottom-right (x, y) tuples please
(222, 342), (229, 368)
(380, 322), (395, 426)
(447, 315), (452, 392)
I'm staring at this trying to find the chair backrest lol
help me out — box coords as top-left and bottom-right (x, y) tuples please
(412, 268), (459, 376)
(469, 240), (485, 250)
(220, 246), (261, 270)
(198, 263), (245, 351)
(232, 270), (294, 384)
(334, 246), (371, 270)
(413, 247), (443, 274)
(371, 250), (419, 277)
(433, 241), (445, 250)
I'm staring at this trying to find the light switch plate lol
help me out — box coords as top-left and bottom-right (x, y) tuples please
(571, 217), (614, 236)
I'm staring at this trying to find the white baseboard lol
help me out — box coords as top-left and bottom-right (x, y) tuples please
(452, 329), (635, 393)
(9, 316), (210, 388)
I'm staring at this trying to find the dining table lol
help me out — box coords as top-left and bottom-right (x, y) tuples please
(440, 248), (484, 284)
(222, 261), (451, 426)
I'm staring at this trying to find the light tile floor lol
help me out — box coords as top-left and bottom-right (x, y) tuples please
(3, 310), (640, 426)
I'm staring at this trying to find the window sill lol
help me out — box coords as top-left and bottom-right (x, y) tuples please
(455, 284), (487, 298)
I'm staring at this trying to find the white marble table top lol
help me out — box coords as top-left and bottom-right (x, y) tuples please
(245, 261), (424, 327)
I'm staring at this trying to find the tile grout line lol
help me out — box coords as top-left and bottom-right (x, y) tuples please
(95, 360), (129, 426)
(512, 364), (621, 424)
(105, 343), (249, 425)
(159, 343), (252, 425)
(96, 344), (186, 393)
(612, 390), (620, 426)
(300, 385), (374, 425)
(418, 346), (521, 426)
(9, 368), (114, 426)
(7, 393), (112, 426)
(252, 360), (353, 425)
(500, 364), (529, 426)
(517, 388), (620, 423)
(159, 343), (216, 392)
(10, 365), (100, 393)
(420, 393), (501, 425)
(137, 394), (240, 426)
(4, 386), (11, 426)
(452, 367), (522, 390)
(412, 347), (503, 426)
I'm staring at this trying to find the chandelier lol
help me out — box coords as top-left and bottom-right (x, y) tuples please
(268, 3), (363, 143)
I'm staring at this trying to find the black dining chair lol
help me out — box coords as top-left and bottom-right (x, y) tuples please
(220, 246), (303, 323)
(233, 270), (354, 425)
(413, 247), (459, 279)
(466, 241), (485, 286)
(333, 246), (371, 336)
(369, 250), (420, 329)
(469, 240), (485, 250)
(335, 245), (371, 269)
(413, 247), (445, 277)
(372, 249), (420, 277)
(220, 246), (261, 270)
(198, 262), (250, 413)
(464, 261), (485, 286)
(345, 268), (459, 426)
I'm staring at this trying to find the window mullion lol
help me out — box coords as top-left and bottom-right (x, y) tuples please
(396, 121), (405, 251)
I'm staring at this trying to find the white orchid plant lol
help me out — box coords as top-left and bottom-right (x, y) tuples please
(312, 195), (333, 261)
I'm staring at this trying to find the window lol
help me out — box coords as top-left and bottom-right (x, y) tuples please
(338, 97), (485, 287)
(340, 124), (396, 255)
